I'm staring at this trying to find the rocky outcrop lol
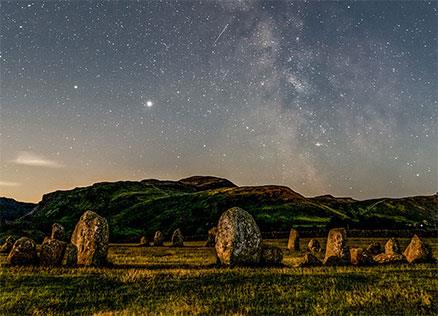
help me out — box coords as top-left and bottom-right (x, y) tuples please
(7, 237), (38, 266)
(153, 231), (164, 246)
(51, 223), (65, 240)
(171, 228), (184, 247)
(260, 244), (283, 266)
(403, 235), (434, 264)
(215, 207), (262, 266)
(287, 229), (300, 251)
(71, 211), (109, 266)
(40, 238), (67, 266)
(205, 227), (217, 247)
(323, 228), (349, 266)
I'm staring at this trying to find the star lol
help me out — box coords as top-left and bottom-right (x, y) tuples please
(145, 100), (153, 108)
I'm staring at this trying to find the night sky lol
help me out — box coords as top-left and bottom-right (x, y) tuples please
(1, 1), (437, 202)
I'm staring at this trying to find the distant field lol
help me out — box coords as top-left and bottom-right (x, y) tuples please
(1, 238), (437, 315)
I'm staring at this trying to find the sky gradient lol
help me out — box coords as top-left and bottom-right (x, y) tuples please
(1, 0), (437, 202)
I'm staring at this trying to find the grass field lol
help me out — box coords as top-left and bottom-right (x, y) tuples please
(1, 238), (437, 315)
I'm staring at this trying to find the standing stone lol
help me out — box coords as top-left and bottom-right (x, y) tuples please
(403, 234), (433, 264)
(62, 243), (78, 267)
(71, 211), (109, 266)
(260, 244), (283, 266)
(0, 236), (16, 254)
(171, 228), (184, 247)
(215, 207), (262, 266)
(287, 229), (300, 251)
(373, 253), (405, 264)
(40, 238), (67, 266)
(139, 236), (149, 246)
(205, 227), (217, 247)
(307, 239), (321, 253)
(153, 231), (164, 246)
(297, 253), (322, 267)
(349, 247), (374, 266)
(323, 228), (349, 266)
(366, 242), (382, 255)
(51, 223), (65, 240)
(385, 238), (400, 255)
(7, 237), (38, 266)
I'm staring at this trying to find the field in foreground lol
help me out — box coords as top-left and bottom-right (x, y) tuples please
(1, 238), (437, 315)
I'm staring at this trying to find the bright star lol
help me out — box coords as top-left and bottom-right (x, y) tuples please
(146, 100), (153, 107)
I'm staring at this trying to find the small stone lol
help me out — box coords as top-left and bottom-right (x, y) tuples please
(171, 228), (184, 247)
(139, 236), (149, 246)
(40, 238), (67, 266)
(51, 223), (65, 240)
(62, 243), (78, 267)
(366, 242), (382, 255)
(153, 231), (164, 246)
(297, 253), (322, 267)
(0, 236), (16, 254)
(7, 237), (38, 266)
(205, 227), (217, 247)
(403, 235), (434, 264)
(307, 239), (321, 253)
(350, 247), (374, 266)
(373, 253), (405, 264)
(384, 238), (401, 255)
(287, 229), (300, 251)
(260, 244), (283, 266)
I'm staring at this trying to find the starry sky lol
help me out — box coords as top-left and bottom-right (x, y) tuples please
(1, 1), (437, 202)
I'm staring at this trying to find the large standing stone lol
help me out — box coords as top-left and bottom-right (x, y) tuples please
(153, 231), (164, 246)
(403, 235), (433, 264)
(384, 238), (400, 255)
(71, 211), (109, 266)
(323, 228), (349, 266)
(0, 236), (16, 254)
(287, 229), (300, 251)
(62, 243), (78, 267)
(260, 244), (283, 266)
(51, 223), (65, 240)
(205, 227), (217, 247)
(349, 247), (374, 266)
(296, 253), (322, 267)
(215, 207), (262, 266)
(171, 228), (184, 247)
(307, 239), (321, 253)
(7, 237), (38, 266)
(40, 238), (67, 266)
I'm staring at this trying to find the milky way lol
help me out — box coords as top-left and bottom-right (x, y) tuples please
(1, 1), (437, 202)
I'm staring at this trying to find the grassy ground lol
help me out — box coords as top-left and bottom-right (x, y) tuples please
(0, 238), (437, 315)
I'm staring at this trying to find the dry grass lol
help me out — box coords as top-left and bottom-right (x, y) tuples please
(0, 238), (437, 315)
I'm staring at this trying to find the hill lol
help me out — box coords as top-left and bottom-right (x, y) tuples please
(0, 197), (36, 225)
(1, 176), (437, 242)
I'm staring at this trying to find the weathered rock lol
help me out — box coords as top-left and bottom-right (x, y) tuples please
(62, 243), (78, 267)
(139, 236), (149, 246)
(7, 237), (38, 266)
(153, 231), (164, 246)
(403, 235), (433, 264)
(0, 236), (16, 254)
(260, 244), (283, 266)
(171, 228), (184, 247)
(366, 242), (382, 255)
(323, 228), (349, 266)
(350, 247), (374, 266)
(215, 207), (262, 266)
(384, 238), (400, 255)
(205, 227), (217, 247)
(51, 223), (65, 240)
(287, 229), (300, 251)
(71, 211), (109, 266)
(40, 238), (67, 266)
(373, 253), (405, 264)
(297, 253), (322, 267)
(307, 239), (321, 253)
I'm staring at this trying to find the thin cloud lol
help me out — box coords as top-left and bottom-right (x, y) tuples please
(12, 151), (64, 168)
(0, 181), (21, 187)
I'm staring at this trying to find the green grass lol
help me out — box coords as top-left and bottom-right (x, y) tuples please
(1, 238), (437, 315)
